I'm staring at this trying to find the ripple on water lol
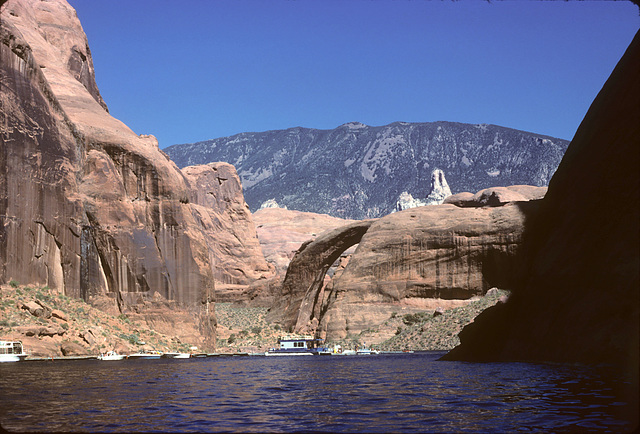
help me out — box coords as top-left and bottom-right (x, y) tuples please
(0, 353), (636, 432)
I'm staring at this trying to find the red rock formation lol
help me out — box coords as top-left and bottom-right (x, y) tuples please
(265, 219), (375, 331)
(318, 202), (538, 339)
(253, 207), (356, 275)
(444, 185), (547, 207)
(183, 162), (275, 301)
(0, 0), (215, 348)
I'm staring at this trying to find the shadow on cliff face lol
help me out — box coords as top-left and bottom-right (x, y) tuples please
(479, 199), (542, 291)
(442, 30), (640, 384)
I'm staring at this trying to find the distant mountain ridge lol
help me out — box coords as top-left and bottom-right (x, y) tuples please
(165, 121), (570, 219)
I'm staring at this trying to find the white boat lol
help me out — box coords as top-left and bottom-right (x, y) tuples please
(0, 340), (28, 362)
(162, 352), (191, 359)
(265, 335), (330, 356)
(97, 351), (125, 361)
(356, 346), (379, 355)
(127, 350), (163, 359)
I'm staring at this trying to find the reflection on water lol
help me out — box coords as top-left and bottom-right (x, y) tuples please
(0, 352), (637, 432)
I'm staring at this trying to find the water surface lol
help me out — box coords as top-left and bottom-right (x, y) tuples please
(1, 352), (636, 432)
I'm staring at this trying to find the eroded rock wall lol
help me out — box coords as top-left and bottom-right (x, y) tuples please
(183, 162), (275, 301)
(318, 202), (538, 339)
(0, 0), (216, 348)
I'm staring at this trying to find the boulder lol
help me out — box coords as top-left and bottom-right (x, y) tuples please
(40, 326), (65, 337)
(51, 309), (68, 322)
(60, 340), (88, 356)
(80, 329), (95, 346)
(21, 301), (51, 319)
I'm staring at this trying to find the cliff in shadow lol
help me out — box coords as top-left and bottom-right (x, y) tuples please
(442, 30), (640, 379)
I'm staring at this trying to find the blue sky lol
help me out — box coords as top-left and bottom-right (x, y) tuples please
(68, 0), (639, 148)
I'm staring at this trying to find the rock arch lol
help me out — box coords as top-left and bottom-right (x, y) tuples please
(265, 219), (376, 332)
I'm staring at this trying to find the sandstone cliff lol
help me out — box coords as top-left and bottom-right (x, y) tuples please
(442, 30), (640, 376)
(0, 0), (216, 348)
(182, 162), (275, 301)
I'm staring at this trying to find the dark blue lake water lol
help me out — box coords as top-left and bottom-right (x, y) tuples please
(0, 352), (637, 433)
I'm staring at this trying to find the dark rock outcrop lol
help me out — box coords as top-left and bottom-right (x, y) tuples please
(0, 0), (216, 348)
(442, 30), (640, 378)
(166, 121), (569, 219)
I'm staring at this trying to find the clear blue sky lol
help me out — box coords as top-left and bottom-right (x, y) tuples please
(67, 0), (639, 148)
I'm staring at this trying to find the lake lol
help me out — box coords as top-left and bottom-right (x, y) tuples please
(0, 352), (637, 432)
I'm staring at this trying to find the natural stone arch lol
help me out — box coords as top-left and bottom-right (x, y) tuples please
(265, 219), (376, 332)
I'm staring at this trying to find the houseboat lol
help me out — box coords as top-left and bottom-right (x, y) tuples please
(0, 340), (28, 362)
(265, 335), (330, 356)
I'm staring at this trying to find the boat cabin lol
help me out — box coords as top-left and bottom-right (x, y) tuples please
(0, 340), (24, 355)
(0, 340), (28, 362)
(277, 335), (317, 350)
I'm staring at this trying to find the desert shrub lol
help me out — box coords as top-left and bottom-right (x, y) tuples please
(119, 333), (142, 345)
(9, 280), (19, 288)
(35, 291), (51, 303)
(402, 313), (427, 326)
(251, 326), (262, 335)
(227, 334), (236, 344)
(395, 326), (403, 335)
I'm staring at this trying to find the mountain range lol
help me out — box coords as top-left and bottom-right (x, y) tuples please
(165, 121), (570, 219)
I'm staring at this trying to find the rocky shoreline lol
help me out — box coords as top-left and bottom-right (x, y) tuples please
(1, 282), (508, 358)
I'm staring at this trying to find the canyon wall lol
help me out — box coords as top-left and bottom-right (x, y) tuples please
(0, 0), (216, 348)
(442, 30), (639, 375)
(183, 162), (275, 302)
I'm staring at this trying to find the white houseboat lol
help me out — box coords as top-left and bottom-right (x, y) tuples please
(0, 340), (28, 362)
(265, 335), (330, 356)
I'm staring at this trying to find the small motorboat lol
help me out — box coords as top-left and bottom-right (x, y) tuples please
(98, 351), (125, 361)
(127, 350), (163, 359)
(0, 340), (28, 362)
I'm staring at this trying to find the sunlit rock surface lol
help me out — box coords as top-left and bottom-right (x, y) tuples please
(0, 0), (216, 348)
(183, 162), (275, 301)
